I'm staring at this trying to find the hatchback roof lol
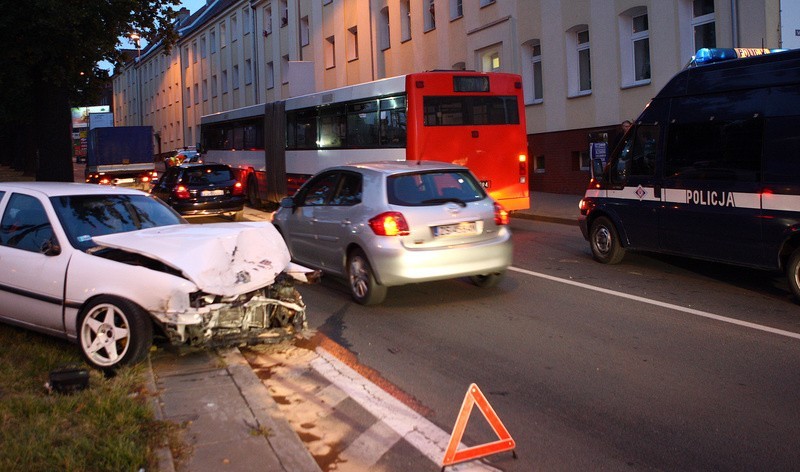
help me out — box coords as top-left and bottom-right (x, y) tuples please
(0, 182), (148, 197)
(331, 160), (469, 174)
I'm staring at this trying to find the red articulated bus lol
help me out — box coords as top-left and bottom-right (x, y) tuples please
(200, 71), (530, 211)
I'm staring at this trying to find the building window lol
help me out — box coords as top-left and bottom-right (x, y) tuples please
(424, 0), (435, 31)
(281, 55), (289, 84)
(243, 8), (250, 34)
(577, 30), (591, 91)
(212, 74), (218, 97)
(183, 46), (189, 67)
(280, 0), (288, 27)
(231, 14), (238, 42)
(266, 61), (275, 89)
(193, 84), (199, 104)
(477, 44), (501, 73)
(567, 26), (591, 95)
(379, 7), (390, 50)
(523, 41), (543, 104)
(692, 0), (715, 50)
(245, 59), (253, 85)
(300, 16), (309, 47)
(450, 0), (462, 20)
(220, 22), (227, 48)
(210, 30), (217, 53)
(200, 35), (207, 58)
(400, 0), (411, 42)
(265, 5), (272, 35)
(534, 155), (545, 173)
(325, 36), (335, 69)
(575, 150), (590, 171)
(192, 41), (197, 63)
(186, 86), (191, 106)
(222, 70), (228, 93)
(233, 65), (240, 90)
(480, 0), (495, 6)
(347, 26), (358, 61)
(620, 8), (651, 86)
(202, 79), (208, 101)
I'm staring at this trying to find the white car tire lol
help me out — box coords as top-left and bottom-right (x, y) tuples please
(78, 296), (153, 371)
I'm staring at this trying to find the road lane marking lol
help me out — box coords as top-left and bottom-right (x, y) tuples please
(509, 266), (800, 341)
(311, 349), (501, 471)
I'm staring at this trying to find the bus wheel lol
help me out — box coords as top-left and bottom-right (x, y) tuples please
(786, 249), (800, 302)
(590, 216), (626, 264)
(247, 175), (262, 209)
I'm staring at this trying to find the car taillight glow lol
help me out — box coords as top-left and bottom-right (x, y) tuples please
(368, 212), (410, 236)
(173, 185), (190, 199)
(232, 181), (244, 196)
(494, 202), (509, 225)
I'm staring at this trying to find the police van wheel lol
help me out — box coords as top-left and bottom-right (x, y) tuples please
(590, 216), (625, 264)
(786, 249), (800, 302)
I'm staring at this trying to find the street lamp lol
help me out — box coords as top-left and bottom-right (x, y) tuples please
(130, 32), (141, 58)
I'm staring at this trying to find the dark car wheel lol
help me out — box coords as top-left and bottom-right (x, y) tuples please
(347, 249), (387, 305)
(589, 216), (626, 264)
(78, 296), (153, 372)
(469, 271), (505, 288)
(786, 248), (800, 303)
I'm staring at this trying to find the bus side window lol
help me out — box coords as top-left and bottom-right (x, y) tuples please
(611, 124), (658, 184)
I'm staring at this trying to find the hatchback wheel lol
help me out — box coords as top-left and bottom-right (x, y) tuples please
(347, 249), (387, 305)
(787, 248), (800, 303)
(78, 296), (153, 372)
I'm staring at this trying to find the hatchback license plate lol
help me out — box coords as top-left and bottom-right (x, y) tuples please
(201, 189), (225, 196)
(434, 221), (477, 237)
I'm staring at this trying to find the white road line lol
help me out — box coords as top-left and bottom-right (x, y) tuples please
(311, 349), (501, 471)
(509, 266), (800, 341)
(338, 421), (402, 471)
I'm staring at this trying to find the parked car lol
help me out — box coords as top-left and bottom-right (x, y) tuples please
(150, 162), (245, 220)
(271, 161), (513, 305)
(0, 182), (318, 371)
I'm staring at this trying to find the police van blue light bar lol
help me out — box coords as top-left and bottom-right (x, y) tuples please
(689, 47), (789, 67)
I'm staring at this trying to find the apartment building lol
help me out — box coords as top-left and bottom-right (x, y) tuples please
(113, 0), (788, 193)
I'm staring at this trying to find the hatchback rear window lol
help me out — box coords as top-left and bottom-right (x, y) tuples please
(182, 166), (234, 185)
(387, 171), (486, 206)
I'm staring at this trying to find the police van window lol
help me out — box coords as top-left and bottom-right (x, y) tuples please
(665, 117), (762, 182)
(611, 124), (658, 183)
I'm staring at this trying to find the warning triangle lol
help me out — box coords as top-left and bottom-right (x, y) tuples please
(441, 383), (516, 467)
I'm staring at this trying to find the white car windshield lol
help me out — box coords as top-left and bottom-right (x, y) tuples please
(51, 194), (185, 251)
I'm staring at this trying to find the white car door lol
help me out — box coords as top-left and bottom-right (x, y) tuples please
(0, 192), (70, 335)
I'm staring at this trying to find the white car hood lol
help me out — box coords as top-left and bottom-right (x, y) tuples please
(92, 222), (291, 297)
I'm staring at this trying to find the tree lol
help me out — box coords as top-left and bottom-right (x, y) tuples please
(0, 0), (180, 181)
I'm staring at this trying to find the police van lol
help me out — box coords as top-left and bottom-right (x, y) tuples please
(578, 47), (800, 301)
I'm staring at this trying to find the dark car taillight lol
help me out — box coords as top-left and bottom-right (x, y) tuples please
(232, 181), (244, 196)
(368, 212), (410, 236)
(494, 202), (509, 225)
(173, 185), (190, 199)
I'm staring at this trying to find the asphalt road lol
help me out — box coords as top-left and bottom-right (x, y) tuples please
(289, 218), (800, 471)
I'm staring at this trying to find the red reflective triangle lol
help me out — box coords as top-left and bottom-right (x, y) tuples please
(442, 383), (516, 467)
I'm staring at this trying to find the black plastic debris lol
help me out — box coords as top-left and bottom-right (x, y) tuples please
(46, 365), (89, 394)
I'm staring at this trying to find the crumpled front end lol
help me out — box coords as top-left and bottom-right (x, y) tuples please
(162, 272), (313, 347)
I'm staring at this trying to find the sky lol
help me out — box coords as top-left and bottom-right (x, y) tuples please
(100, 0), (210, 73)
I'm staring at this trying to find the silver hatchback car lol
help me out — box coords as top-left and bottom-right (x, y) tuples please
(272, 161), (513, 304)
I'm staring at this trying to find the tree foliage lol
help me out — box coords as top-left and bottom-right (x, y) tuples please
(0, 0), (180, 180)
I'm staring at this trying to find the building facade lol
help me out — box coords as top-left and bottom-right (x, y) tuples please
(113, 0), (788, 193)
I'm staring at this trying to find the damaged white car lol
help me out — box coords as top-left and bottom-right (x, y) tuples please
(0, 182), (319, 371)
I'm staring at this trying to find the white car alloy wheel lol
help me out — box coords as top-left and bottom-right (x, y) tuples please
(78, 296), (153, 371)
(347, 249), (387, 305)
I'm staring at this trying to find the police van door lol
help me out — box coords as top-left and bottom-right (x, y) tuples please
(658, 96), (764, 266)
(605, 124), (662, 251)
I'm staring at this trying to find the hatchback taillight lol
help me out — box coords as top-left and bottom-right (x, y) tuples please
(368, 212), (410, 236)
(173, 185), (190, 199)
(232, 181), (244, 196)
(494, 202), (509, 225)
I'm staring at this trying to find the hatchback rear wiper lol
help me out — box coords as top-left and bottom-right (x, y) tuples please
(421, 198), (467, 207)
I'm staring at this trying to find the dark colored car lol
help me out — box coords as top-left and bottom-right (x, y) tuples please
(150, 163), (245, 220)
